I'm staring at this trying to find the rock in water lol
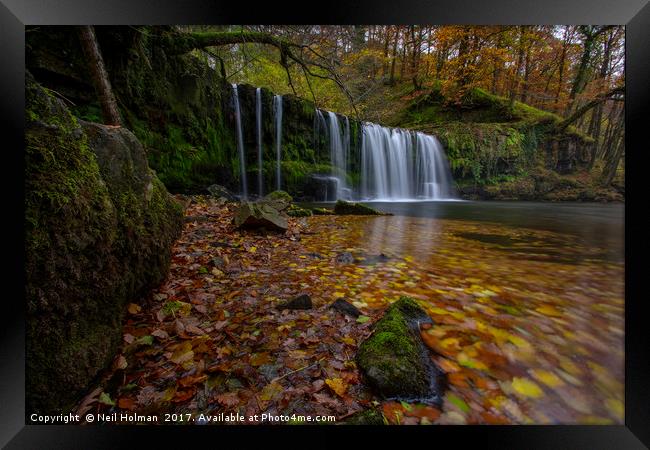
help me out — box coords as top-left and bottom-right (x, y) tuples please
(356, 297), (444, 403)
(206, 184), (238, 202)
(334, 200), (389, 215)
(233, 201), (288, 232)
(330, 298), (361, 318)
(277, 294), (312, 310)
(336, 252), (355, 264)
(286, 204), (313, 217)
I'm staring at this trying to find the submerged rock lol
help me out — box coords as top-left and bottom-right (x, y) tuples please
(233, 201), (288, 232)
(277, 294), (312, 310)
(206, 184), (238, 202)
(334, 200), (389, 216)
(335, 252), (355, 264)
(330, 298), (361, 318)
(356, 297), (444, 403)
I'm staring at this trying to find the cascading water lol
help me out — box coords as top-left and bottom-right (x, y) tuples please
(255, 88), (263, 197)
(273, 95), (283, 191)
(231, 84), (247, 199)
(360, 122), (455, 200)
(326, 111), (351, 200)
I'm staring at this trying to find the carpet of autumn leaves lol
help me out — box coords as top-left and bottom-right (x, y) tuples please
(75, 196), (624, 425)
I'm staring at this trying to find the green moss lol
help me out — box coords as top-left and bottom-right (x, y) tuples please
(26, 73), (183, 414)
(356, 297), (432, 399)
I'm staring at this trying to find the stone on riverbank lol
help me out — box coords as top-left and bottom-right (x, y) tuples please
(233, 201), (288, 232)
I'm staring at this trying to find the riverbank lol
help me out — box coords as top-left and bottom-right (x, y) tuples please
(71, 196), (624, 425)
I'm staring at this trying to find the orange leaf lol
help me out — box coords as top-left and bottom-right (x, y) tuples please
(325, 378), (347, 398)
(118, 397), (136, 410)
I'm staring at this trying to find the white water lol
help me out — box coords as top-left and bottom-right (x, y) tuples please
(273, 95), (283, 191)
(326, 111), (351, 200)
(231, 84), (247, 199)
(361, 122), (455, 201)
(255, 88), (263, 197)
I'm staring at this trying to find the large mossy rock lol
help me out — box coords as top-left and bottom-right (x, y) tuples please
(233, 201), (288, 232)
(25, 72), (183, 414)
(334, 200), (387, 216)
(260, 190), (293, 212)
(356, 297), (443, 402)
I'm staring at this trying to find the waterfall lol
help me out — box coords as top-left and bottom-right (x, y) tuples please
(360, 122), (455, 201)
(231, 84), (247, 199)
(326, 111), (351, 200)
(255, 88), (263, 197)
(273, 95), (283, 191)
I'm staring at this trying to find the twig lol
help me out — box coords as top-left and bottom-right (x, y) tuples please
(270, 357), (325, 383)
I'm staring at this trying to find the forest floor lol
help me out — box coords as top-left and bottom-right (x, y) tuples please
(73, 196), (624, 425)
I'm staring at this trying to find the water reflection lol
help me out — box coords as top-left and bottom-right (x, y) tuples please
(295, 203), (624, 424)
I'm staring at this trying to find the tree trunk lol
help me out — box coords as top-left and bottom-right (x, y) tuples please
(389, 26), (399, 84)
(78, 26), (121, 126)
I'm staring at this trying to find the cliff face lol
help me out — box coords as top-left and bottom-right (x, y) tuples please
(25, 72), (183, 414)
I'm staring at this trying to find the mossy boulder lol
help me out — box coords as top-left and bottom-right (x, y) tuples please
(334, 200), (387, 216)
(233, 201), (288, 232)
(356, 297), (443, 402)
(261, 190), (293, 212)
(25, 73), (183, 414)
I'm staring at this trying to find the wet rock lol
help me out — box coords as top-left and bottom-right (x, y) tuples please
(356, 297), (444, 403)
(260, 190), (293, 212)
(206, 184), (238, 202)
(334, 200), (390, 216)
(277, 294), (312, 310)
(330, 298), (361, 318)
(336, 252), (355, 264)
(343, 408), (385, 425)
(311, 207), (334, 215)
(233, 201), (288, 232)
(287, 204), (313, 217)
(357, 253), (390, 265)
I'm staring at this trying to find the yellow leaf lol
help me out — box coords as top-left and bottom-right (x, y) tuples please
(127, 303), (141, 314)
(170, 341), (194, 365)
(325, 378), (347, 397)
(211, 268), (224, 277)
(604, 398), (624, 419)
(511, 377), (544, 398)
(530, 369), (564, 387)
(341, 336), (355, 345)
(259, 382), (283, 402)
(249, 246), (257, 253)
(536, 305), (562, 317)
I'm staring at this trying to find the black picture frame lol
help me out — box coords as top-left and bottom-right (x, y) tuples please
(2, 1), (648, 448)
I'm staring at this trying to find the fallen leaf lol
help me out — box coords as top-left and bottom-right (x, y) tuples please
(325, 378), (347, 398)
(511, 377), (544, 398)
